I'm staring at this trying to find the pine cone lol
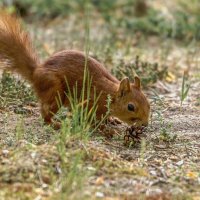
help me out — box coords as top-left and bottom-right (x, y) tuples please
(124, 126), (146, 144)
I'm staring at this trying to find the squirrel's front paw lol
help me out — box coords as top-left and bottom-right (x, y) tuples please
(107, 117), (122, 125)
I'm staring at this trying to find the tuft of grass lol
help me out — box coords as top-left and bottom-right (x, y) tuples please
(112, 56), (168, 87)
(180, 71), (190, 106)
(156, 110), (177, 143)
(0, 71), (36, 109)
(152, 89), (177, 143)
(15, 117), (25, 141)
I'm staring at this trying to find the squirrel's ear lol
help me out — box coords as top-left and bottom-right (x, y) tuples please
(117, 77), (131, 97)
(134, 76), (141, 89)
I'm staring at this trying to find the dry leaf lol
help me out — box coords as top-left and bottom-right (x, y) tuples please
(95, 176), (105, 185)
(186, 171), (198, 179)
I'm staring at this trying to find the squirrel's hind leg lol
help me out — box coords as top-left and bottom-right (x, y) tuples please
(41, 102), (61, 130)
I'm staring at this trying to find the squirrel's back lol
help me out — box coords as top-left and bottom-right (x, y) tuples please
(33, 50), (120, 104)
(0, 12), (39, 82)
(43, 50), (119, 84)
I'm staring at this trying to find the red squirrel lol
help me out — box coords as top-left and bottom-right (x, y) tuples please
(0, 13), (150, 128)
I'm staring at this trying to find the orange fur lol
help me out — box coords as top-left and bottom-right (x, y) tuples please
(0, 13), (150, 128)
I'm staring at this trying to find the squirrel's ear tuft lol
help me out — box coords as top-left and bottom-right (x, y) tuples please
(134, 76), (141, 89)
(117, 77), (131, 97)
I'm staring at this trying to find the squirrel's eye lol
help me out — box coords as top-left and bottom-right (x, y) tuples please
(128, 103), (135, 112)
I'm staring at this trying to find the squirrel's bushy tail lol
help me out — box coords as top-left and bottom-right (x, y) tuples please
(0, 12), (39, 82)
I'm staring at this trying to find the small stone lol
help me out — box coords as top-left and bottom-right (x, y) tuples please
(41, 183), (48, 189)
(41, 159), (48, 164)
(34, 195), (42, 200)
(176, 160), (184, 166)
(95, 191), (104, 198)
(146, 188), (162, 196)
(150, 170), (157, 176)
(31, 152), (37, 159)
(2, 149), (9, 156)
(87, 166), (96, 171)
